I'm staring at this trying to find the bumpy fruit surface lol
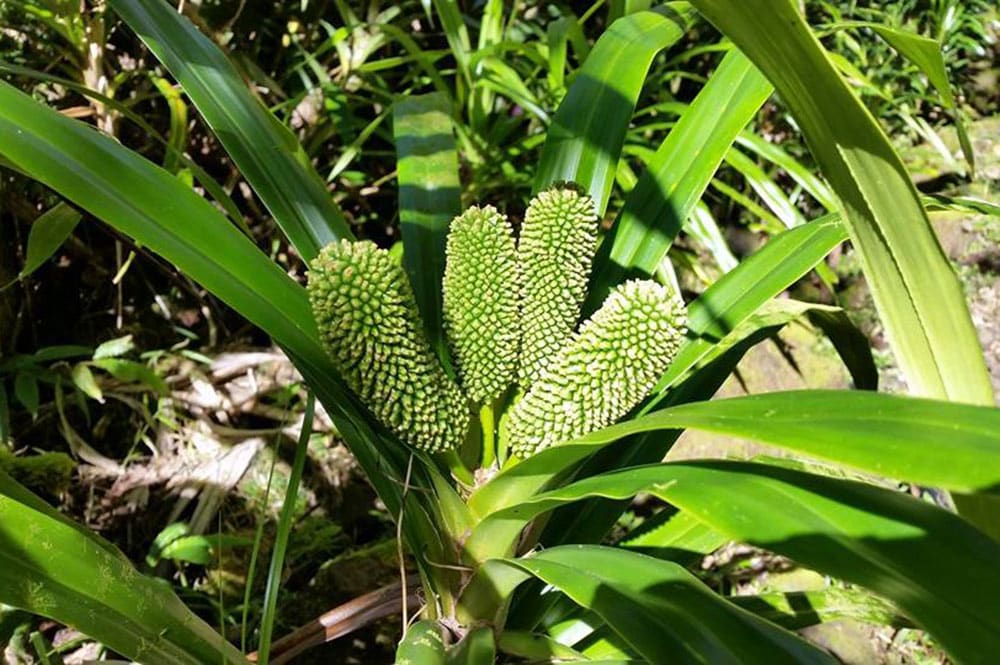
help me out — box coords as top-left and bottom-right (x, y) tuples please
(443, 206), (519, 405)
(518, 184), (598, 387)
(308, 239), (469, 452)
(508, 280), (687, 457)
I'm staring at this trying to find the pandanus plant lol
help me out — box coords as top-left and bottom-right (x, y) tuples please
(1, 1), (1000, 664)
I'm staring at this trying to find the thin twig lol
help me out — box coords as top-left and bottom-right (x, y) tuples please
(397, 453), (415, 634)
(249, 575), (421, 664)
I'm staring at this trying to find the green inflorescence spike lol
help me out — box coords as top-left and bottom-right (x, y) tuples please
(442, 205), (520, 405)
(507, 279), (687, 457)
(308, 239), (470, 453)
(517, 184), (598, 388)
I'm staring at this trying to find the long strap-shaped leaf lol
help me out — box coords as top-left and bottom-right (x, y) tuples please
(109, 0), (351, 260)
(483, 463), (1000, 665)
(394, 93), (463, 357)
(533, 5), (693, 214)
(687, 0), (992, 406)
(466, 390), (1000, 561)
(481, 546), (835, 664)
(0, 473), (248, 664)
(587, 48), (772, 307)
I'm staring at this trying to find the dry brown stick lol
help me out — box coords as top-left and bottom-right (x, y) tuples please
(249, 574), (422, 664)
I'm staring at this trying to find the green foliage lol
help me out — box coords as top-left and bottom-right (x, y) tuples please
(517, 184), (599, 387)
(0, 1), (997, 663)
(442, 205), (519, 405)
(308, 240), (469, 453)
(508, 279), (687, 457)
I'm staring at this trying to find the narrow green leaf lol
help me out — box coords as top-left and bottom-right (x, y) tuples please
(32, 346), (92, 362)
(689, 0), (993, 405)
(496, 631), (587, 661)
(491, 462), (1000, 664)
(834, 21), (975, 174)
(649, 215), (849, 401)
(92, 358), (168, 395)
(621, 509), (727, 567)
(490, 546), (834, 664)
(109, 0), (351, 260)
(805, 308), (878, 390)
(585, 390), (1000, 494)
(0, 473), (248, 664)
(447, 626), (496, 664)
(0, 80), (320, 368)
(731, 586), (909, 631)
(590, 49), (772, 304)
(534, 6), (693, 214)
(393, 93), (462, 357)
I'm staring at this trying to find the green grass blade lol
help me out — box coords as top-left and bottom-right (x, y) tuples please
(490, 547), (835, 664)
(487, 462), (1000, 664)
(533, 6), (693, 214)
(0, 80), (318, 359)
(0, 473), (248, 664)
(393, 93), (462, 356)
(688, 0), (993, 406)
(589, 48), (772, 304)
(257, 395), (314, 663)
(109, 0), (351, 260)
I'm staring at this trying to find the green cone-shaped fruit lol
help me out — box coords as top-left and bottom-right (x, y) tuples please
(518, 184), (598, 387)
(508, 279), (686, 457)
(308, 239), (470, 453)
(443, 205), (519, 404)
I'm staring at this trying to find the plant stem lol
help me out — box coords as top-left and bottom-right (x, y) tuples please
(443, 449), (475, 486)
(480, 402), (496, 469)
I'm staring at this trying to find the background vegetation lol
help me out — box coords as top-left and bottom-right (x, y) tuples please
(0, 0), (998, 662)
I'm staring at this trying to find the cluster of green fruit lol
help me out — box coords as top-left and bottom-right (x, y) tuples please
(307, 184), (687, 460)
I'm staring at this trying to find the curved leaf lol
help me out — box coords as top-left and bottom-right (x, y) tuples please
(0, 473), (247, 664)
(688, 0), (992, 406)
(396, 620), (446, 665)
(485, 546), (835, 664)
(487, 462), (1000, 665)
(589, 48), (772, 305)
(534, 5), (694, 213)
(584, 390), (1000, 494)
(109, 0), (351, 260)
